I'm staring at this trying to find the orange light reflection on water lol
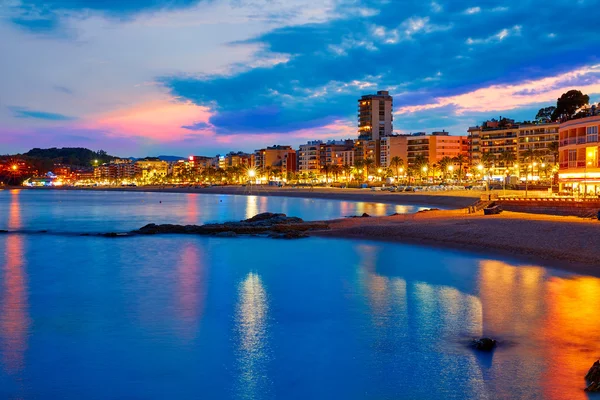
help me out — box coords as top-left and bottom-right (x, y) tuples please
(1, 190), (30, 375)
(176, 244), (206, 341)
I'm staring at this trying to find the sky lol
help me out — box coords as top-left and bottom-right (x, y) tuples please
(1, 0), (600, 157)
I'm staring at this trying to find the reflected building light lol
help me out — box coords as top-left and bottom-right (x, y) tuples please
(235, 273), (271, 399)
(185, 193), (199, 225)
(176, 244), (205, 341)
(1, 191), (29, 375)
(245, 196), (259, 220)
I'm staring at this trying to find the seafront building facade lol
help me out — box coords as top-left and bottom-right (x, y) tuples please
(468, 120), (559, 177)
(558, 113), (600, 195)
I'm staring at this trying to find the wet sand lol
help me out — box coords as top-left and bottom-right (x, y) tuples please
(314, 209), (600, 276)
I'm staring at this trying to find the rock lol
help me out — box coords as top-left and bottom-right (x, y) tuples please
(0, 230), (8, 234)
(586, 381), (600, 392)
(471, 338), (497, 351)
(585, 360), (600, 392)
(131, 213), (327, 238)
(101, 232), (131, 238)
(361, 213), (371, 218)
(244, 212), (287, 223)
(215, 231), (237, 238)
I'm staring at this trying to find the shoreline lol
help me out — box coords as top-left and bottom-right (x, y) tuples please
(313, 209), (600, 276)
(6, 185), (481, 209)
(4, 186), (598, 276)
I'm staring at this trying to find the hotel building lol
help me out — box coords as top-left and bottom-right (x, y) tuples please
(380, 135), (409, 167)
(470, 120), (559, 175)
(357, 90), (393, 141)
(558, 112), (600, 194)
(298, 140), (354, 173)
(254, 145), (296, 173)
(406, 131), (469, 167)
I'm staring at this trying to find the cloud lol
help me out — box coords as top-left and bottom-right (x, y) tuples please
(3, 0), (600, 156)
(467, 25), (521, 45)
(395, 64), (600, 115)
(182, 121), (211, 131)
(9, 106), (75, 121)
(464, 7), (481, 14)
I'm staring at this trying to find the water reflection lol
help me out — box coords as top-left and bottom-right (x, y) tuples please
(185, 193), (199, 224)
(235, 273), (270, 399)
(1, 190), (29, 375)
(540, 275), (600, 399)
(176, 244), (205, 341)
(245, 196), (259, 220)
(477, 260), (600, 399)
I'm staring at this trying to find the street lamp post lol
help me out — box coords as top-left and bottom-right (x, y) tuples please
(447, 165), (454, 183)
(422, 166), (428, 183)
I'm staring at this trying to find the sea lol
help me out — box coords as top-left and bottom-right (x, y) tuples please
(0, 188), (599, 400)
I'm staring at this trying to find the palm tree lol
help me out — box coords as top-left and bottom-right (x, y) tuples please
(342, 164), (352, 183)
(498, 150), (516, 169)
(321, 164), (331, 183)
(547, 141), (559, 166)
(452, 154), (468, 182)
(363, 158), (375, 180)
(438, 156), (454, 181)
(353, 160), (364, 182)
(330, 164), (341, 182)
(390, 156), (404, 181)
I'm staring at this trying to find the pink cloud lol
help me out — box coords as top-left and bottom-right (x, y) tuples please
(81, 99), (214, 141)
(396, 64), (600, 115)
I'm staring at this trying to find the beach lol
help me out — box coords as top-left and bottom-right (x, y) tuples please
(315, 209), (600, 275)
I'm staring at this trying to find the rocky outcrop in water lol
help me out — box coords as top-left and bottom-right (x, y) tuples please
(470, 338), (497, 351)
(585, 360), (600, 392)
(131, 212), (328, 239)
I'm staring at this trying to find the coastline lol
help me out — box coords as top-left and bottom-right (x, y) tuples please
(313, 209), (600, 276)
(5, 185), (598, 275)
(8, 185), (481, 209)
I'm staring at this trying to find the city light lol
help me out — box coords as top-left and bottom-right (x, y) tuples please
(477, 164), (484, 171)
(422, 166), (428, 172)
(11, 165), (17, 171)
(248, 169), (256, 178)
(448, 165), (454, 171)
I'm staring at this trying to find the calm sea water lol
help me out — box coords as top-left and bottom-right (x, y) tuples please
(1, 189), (599, 400)
(0, 189), (429, 233)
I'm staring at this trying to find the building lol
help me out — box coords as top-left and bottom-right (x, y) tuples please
(406, 131), (469, 167)
(380, 135), (409, 167)
(558, 111), (600, 195)
(254, 145), (296, 173)
(223, 152), (253, 168)
(358, 90), (393, 141)
(470, 120), (559, 175)
(298, 141), (321, 173)
(298, 140), (354, 173)
(135, 159), (168, 181)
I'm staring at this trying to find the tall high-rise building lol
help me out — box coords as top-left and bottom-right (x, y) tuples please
(358, 90), (393, 141)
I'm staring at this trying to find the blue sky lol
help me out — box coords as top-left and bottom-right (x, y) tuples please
(1, 0), (600, 157)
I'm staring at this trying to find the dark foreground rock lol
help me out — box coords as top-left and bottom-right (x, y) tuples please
(585, 360), (600, 392)
(132, 212), (328, 238)
(471, 338), (497, 351)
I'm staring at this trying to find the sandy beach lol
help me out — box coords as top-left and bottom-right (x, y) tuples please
(314, 209), (600, 275)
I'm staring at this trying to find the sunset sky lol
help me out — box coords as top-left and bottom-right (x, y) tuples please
(2, 0), (600, 157)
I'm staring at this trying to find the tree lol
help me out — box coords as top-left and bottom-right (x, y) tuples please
(321, 164), (331, 183)
(551, 90), (590, 120)
(535, 106), (556, 122)
(389, 156), (404, 181)
(452, 154), (468, 181)
(547, 141), (559, 165)
(363, 158), (375, 179)
(342, 164), (352, 183)
(438, 156), (453, 181)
